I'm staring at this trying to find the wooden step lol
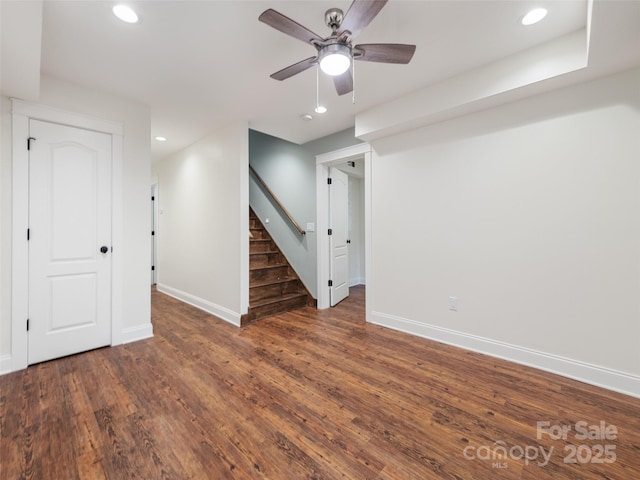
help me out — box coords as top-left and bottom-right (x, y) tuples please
(249, 227), (268, 240)
(250, 239), (276, 254)
(242, 293), (308, 325)
(250, 251), (284, 268)
(250, 264), (290, 283)
(249, 277), (303, 303)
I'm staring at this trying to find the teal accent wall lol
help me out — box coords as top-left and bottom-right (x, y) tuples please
(249, 128), (362, 297)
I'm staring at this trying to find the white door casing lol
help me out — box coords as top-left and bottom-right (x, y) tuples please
(316, 142), (372, 312)
(27, 119), (113, 364)
(10, 100), (124, 373)
(329, 167), (349, 306)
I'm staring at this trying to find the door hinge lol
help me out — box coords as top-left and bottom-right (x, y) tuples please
(27, 228), (30, 241)
(27, 137), (36, 151)
(151, 196), (155, 201)
(328, 280), (333, 287)
(328, 228), (332, 235)
(327, 177), (332, 185)
(151, 265), (155, 271)
(151, 230), (155, 236)
(26, 319), (30, 331)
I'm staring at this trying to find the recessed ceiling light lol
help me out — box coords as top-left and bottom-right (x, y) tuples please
(155, 136), (167, 142)
(522, 8), (548, 26)
(301, 114), (313, 121)
(113, 5), (139, 24)
(314, 105), (327, 114)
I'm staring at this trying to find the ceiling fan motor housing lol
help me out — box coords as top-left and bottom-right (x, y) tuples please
(325, 8), (344, 32)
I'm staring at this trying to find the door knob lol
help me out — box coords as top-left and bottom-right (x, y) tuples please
(100, 246), (109, 254)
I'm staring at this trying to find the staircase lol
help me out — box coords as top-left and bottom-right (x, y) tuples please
(242, 209), (313, 325)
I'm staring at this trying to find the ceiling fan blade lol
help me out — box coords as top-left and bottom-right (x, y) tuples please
(333, 70), (353, 96)
(339, 0), (388, 40)
(259, 9), (324, 46)
(355, 43), (416, 64)
(270, 57), (317, 81)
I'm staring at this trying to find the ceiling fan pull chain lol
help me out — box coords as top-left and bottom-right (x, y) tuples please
(352, 57), (356, 105)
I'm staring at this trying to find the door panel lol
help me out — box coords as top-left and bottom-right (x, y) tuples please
(28, 119), (112, 364)
(330, 168), (349, 306)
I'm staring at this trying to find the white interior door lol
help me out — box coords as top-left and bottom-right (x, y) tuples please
(28, 119), (112, 364)
(329, 167), (349, 306)
(151, 185), (157, 285)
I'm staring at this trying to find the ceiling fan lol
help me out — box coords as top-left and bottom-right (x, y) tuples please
(259, 0), (416, 96)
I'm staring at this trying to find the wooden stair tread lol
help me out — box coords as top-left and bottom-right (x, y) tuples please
(249, 250), (279, 256)
(249, 263), (288, 271)
(249, 276), (298, 288)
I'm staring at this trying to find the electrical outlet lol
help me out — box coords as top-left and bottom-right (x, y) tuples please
(448, 296), (458, 312)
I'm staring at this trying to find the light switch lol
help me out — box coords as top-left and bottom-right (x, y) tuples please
(448, 296), (458, 312)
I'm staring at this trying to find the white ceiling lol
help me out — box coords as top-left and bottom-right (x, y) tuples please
(4, 0), (637, 162)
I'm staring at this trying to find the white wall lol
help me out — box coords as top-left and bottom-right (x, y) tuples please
(0, 95), (11, 361)
(368, 68), (640, 397)
(155, 122), (249, 326)
(0, 76), (152, 370)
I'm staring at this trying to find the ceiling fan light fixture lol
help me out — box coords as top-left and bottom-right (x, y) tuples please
(319, 44), (351, 76)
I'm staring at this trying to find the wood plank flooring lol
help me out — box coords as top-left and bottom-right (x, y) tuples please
(1, 286), (639, 479)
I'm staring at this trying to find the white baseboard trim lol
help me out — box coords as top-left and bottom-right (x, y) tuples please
(120, 323), (154, 344)
(157, 283), (241, 327)
(0, 324), (154, 376)
(370, 311), (640, 399)
(0, 354), (13, 375)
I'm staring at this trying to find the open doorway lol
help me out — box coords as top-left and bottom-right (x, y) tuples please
(327, 161), (366, 306)
(315, 143), (371, 318)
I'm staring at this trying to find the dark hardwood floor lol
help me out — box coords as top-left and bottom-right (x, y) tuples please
(1, 286), (639, 479)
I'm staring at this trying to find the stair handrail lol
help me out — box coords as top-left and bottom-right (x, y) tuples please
(249, 164), (306, 236)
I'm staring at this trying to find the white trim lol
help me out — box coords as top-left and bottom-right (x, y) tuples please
(315, 143), (372, 165)
(0, 355), (12, 375)
(9, 100), (125, 373)
(316, 143), (372, 318)
(371, 310), (640, 399)
(156, 283), (241, 327)
(12, 99), (123, 136)
(239, 141), (249, 315)
(110, 133), (124, 346)
(11, 110), (29, 371)
(121, 324), (154, 344)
